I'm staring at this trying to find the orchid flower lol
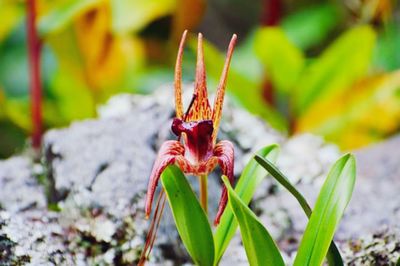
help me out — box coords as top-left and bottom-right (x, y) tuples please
(145, 31), (237, 226)
(139, 31), (237, 265)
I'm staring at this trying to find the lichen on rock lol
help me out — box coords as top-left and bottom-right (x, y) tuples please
(0, 91), (399, 265)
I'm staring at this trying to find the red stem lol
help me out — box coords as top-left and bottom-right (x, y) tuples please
(261, 0), (282, 26)
(262, 79), (275, 106)
(260, 0), (283, 123)
(26, 0), (42, 149)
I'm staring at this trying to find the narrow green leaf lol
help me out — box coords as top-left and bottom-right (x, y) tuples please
(254, 155), (343, 265)
(326, 243), (344, 266)
(214, 145), (279, 263)
(161, 165), (214, 266)
(254, 155), (312, 215)
(222, 175), (285, 266)
(294, 154), (356, 266)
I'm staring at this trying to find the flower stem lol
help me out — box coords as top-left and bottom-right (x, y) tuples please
(199, 175), (208, 214)
(26, 0), (43, 150)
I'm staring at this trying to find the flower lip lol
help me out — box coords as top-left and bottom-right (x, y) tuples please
(171, 118), (213, 137)
(171, 118), (214, 164)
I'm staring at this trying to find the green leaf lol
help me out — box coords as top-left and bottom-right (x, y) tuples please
(111, 0), (175, 34)
(214, 145), (279, 263)
(254, 155), (343, 266)
(254, 27), (305, 94)
(51, 71), (95, 122)
(282, 3), (342, 50)
(0, 120), (26, 158)
(161, 165), (214, 266)
(131, 67), (174, 94)
(294, 25), (376, 114)
(38, 0), (101, 36)
(222, 175), (285, 266)
(373, 22), (400, 71)
(294, 154), (356, 266)
(254, 155), (311, 215)
(4, 98), (31, 131)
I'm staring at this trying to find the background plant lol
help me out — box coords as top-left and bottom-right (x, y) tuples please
(0, 0), (399, 157)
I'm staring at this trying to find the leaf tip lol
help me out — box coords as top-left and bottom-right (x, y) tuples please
(221, 175), (230, 188)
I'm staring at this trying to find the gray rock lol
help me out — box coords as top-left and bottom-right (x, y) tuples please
(339, 135), (400, 239)
(0, 156), (46, 212)
(0, 210), (76, 266)
(341, 226), (400, 265)
(40, 89), (283, 265)
(1, 90), (399, 265)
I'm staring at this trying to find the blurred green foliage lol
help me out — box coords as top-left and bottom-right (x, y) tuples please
(0, 0), (399, 157)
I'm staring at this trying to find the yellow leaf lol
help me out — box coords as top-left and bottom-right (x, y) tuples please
(171, 0), (206, 42)
(297, 70), (400, 149)
(0, 1), (23, 42)
(111, 0), (176, 34)
(4, 98), (31, 131)
(294, 25), (376, 115)
(46, 2), (145, 101)
(74, 4), (145, 95)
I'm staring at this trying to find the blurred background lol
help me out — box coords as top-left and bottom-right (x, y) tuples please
(0, 0), (399, 158)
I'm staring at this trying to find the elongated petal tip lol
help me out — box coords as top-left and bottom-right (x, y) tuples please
(211, 34), (238, 142)
(145, 202), (151, 219)
(227, 34), (237, 53)
(186, 31), (212, 121)
(214, 195), (226, 226)
(174, 30), (189, 119)
(229, 34), (238, 55)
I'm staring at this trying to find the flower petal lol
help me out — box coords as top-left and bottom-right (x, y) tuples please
(186, 33), (212, 121)
(145, 140), (185, 218)
(212, 34), (237, 143)
(213, 140), (235, 225)
(174, 30), (188, 119)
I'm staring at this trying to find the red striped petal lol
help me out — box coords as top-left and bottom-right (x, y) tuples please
(144, 140), (184, 218)
(213, 140), (235, 225)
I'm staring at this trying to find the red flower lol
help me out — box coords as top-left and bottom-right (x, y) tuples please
(145, 31), (237, 225)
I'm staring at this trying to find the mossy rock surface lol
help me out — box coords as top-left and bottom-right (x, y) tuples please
(0, 91), (399, 265)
